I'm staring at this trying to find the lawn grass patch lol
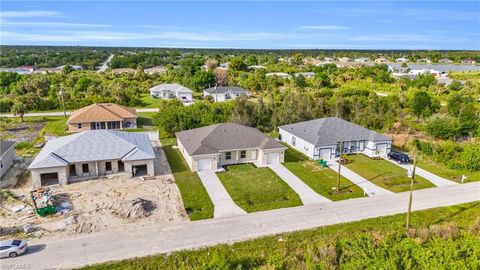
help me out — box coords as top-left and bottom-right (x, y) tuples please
(78, 201), (480, 270)
(217, 164), (302, 212)
(417, 156), (480, 183)
(283, 147), (365, 201)
(23, 116), (68, 136)
(139, 94), (162, 108)
(345, 154), (435, 192)
(160, 137), (214, 220)
(136, 112), (156, 131)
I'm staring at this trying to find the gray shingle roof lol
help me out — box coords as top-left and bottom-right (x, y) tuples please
(203, 86), (247, 94)
(0, 140), (15, 156)
(150, 83), (193, 93)
(279, 117), (392, 147)
(176, 123), (285, 156)
(29, 131), (155, 169)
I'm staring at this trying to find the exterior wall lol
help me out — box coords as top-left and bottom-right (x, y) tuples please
(190, 154), (218, 172)
(279, 128), (316, 159)
(31, 166), (68, 188)
(68, 118), (137, 132)
(0, 145), (15, 178)
(68, 160), (121, 179)
(218, 149), (257, 166)
(363, 141), (392, 157)
(67, 122), (92, 132)
(257, 149), (285, 166)
(124, 159), (155, 177)
(176, 92), (193, 101)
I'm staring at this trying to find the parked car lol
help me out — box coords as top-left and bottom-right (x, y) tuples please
(387, 151), (411, 164)
(0, 239), (27, 258)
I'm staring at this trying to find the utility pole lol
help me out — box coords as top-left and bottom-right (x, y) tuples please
(336, 141), (343, 191)
(406, 149), (417, 230)
(59, 87), (67, 118)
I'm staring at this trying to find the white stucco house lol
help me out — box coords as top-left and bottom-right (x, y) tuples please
(1, 141), (15, 179)
(176, 123), (286, 172)
(149, 83), (194, 105)
(278, 117), (392, 160)
(28, 131), (156, 187)
(266, 72), (292, 79)
(203, 86), (249, 102)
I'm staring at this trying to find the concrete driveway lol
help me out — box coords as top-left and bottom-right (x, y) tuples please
(7, 182), (479, 270)
(268, 164), (332, 204)
(197, 171), (246, 218)
(329, 162), (393, 196)
(384, 158), (458, 187)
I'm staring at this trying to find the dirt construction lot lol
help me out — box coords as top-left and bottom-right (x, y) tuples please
(0, 144), (189, 242)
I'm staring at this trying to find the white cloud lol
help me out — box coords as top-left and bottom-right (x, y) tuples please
(0, 10), (62, 18)
(2, 21), (109, 28)
(299, 25), (351, 30)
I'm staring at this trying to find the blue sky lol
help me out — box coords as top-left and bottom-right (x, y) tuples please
(1, 1), (479, 49)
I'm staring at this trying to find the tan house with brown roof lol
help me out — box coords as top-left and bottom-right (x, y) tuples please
(67, 103), (138, 132)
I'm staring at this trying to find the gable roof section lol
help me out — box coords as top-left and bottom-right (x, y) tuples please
(279, 117), (392, 147)
(67, 103), (137, 124)
(29, 131), (155, 169)
(176, 123), (285, 156)
(203, 86), (247, 94)
(149, 83), (193, 93)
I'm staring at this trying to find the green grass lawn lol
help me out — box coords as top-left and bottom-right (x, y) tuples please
(283, 147), (365, 201)
(160, 137), (214, 220)
(417, 156), (480, 183)
(22, 116), (69, 136)
(139, 93), (163, 108)
(345, 154), (435, 192)
(79, 201), (480, 270)
(217, 164), (302, 212)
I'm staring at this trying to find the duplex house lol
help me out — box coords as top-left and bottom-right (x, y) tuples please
(176, 123), (286, 172)
(203, 86), (249, 102)
(1, 141), (15, 179)
(67, 103), (137, 132)
(150, 83), (194, 105)
(28, 130), (155, 187)
(278, 117), (392, 160)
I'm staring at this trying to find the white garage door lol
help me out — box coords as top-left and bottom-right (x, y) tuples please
(197, 158), (212, 171)
(267, 152), (280, 164)
(319, 149), (331, 160)
(376, 144), (387, 156)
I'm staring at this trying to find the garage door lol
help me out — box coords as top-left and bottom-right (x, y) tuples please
(132, 165), (148, 177)
(40, 173), (59, 186)
(267, 152), (280, 164)
(319, 149), (331, 160)
(197, 158), (212, 171)
(376, 144), (387, 156)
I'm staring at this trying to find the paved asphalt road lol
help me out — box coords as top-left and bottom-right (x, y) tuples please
(0, 108), (159, 118)
(4, 182), (479, 270)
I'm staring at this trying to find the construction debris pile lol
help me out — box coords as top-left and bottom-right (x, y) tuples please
(30, 188), (57, 217)
(113, 198), (154, 219)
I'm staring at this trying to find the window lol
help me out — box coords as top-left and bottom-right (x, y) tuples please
(77, 123), (82, 129)
(105, 162), (112, 171)
(82, 164), (89, 173)
(0, 246), (11, 250)
(69, 165), (76, 176)
(240, 150), (246, 159)
(292, 136), (296, 146)
(225, 152), (232, 160)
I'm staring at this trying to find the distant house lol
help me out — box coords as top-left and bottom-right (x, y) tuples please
(323, 57), (334, 63)
(417, 58), (432, 63)
(294, 72), (315, 78)
(338, 57), (351, 62)
(111, 68), (136, 74)
(438, 58), (453, 63)
(354, 57), (371, 63)
(203, 86), (249, 102)
(248, 65), (267, 70)
(396, 57), (409, 63)
(374, 57), (388, 63)
(58, 65), (84, 71)
(67, 103), (138, 132)
(0, 68), (32, 74)
(149, 83), (193, 105)
(461, 59), (477, 65)
(278, 117), (392, 160)
(145, 66), (167, 74)
(176, 123), (286, 172)
(34, 67), (62, 74)
(266, 72), (291, 79)
(0, 141), (15, 179)
(28, 131), (156, 187)
(16, 66), (35, 73)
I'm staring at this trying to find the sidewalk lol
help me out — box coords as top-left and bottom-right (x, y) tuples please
(329, 162), (393, 196)
(268, 164), (332, 204)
